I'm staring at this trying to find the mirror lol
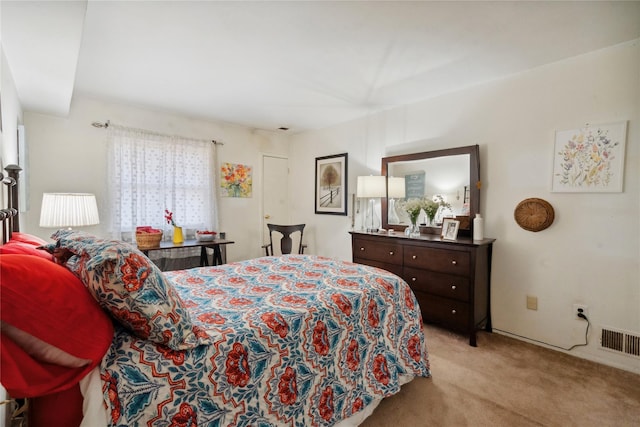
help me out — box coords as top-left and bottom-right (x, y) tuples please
(381, 145), (480, 237)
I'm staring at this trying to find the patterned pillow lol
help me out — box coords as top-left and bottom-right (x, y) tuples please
(50, 230), (210, 350)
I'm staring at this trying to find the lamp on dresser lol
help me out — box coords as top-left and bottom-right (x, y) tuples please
(39, 193), (100, 229)
(356, 175), (386, 232)
(387, 176), (406, 225)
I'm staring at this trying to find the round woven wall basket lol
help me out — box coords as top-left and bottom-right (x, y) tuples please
(514, 198), (555, 232)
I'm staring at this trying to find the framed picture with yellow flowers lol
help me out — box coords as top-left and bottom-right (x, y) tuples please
(552, 121), (627, 193)
(315, 153), (348, 215)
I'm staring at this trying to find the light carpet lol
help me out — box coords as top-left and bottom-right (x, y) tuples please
(360, 325), (640, 427)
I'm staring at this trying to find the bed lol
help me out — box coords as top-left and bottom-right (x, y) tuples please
(0, 166), (430, 426)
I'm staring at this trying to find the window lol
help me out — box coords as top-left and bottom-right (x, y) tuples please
(107, 125), (218, 241)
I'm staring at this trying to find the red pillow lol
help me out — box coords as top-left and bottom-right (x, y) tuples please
(0, 254), (114, 397)
(9, 232), (49, 246)
(0, 240), (54, 260)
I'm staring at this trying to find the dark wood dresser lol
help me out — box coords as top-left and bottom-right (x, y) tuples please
(350, 231), (495, 346)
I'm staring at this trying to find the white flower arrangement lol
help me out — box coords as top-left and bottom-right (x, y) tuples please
(399, 198), (424, 222)
(423, 195), (451, 222)
(400, 195), (452, 224)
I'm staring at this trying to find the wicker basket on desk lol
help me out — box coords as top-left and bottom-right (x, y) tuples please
(136, 231), (163, 248)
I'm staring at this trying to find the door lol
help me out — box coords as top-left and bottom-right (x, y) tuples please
(262, 155), (289, 253)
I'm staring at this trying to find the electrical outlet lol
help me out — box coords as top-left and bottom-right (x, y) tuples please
(526, 295), (538, 310)
(573, 304), (588, 320)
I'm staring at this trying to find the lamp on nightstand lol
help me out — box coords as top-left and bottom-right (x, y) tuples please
(356, 175), (386, 232)
(39, 193), (100, 229)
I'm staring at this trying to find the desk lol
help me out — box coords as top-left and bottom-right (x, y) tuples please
(139, 238), (235, 266)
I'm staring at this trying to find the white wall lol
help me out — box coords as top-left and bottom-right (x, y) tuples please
(1, 47), (23, 166)
(290, 40), (640, 373)
(22, 95), (290, 262)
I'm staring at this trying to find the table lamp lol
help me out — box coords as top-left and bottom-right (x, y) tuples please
(356, 175), (386, 232)
(387, 176), (406, 224)
(39, 193), (100, 229)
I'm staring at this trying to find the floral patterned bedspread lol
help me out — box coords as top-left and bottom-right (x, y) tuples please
(99, 255), (430, 426)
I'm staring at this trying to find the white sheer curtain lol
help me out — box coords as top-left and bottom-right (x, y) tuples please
(106, 125), (219, 265)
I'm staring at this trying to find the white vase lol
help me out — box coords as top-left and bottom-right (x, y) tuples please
(473, 214), (484, 241)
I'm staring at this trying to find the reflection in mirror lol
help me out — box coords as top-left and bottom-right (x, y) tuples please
(386, 177), (406, 224)
(381, 145), (480, 237)
(387, 154), (470, 226)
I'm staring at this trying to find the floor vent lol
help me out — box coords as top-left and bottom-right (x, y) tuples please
(600, 327), (640, 357)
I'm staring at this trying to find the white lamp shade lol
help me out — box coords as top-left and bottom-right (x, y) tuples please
(356, 176), (386, 198)
(40, 193), (100, 227)
(388, 177), (406, 198)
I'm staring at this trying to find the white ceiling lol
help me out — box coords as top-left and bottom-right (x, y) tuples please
(2, 1), (639, 133)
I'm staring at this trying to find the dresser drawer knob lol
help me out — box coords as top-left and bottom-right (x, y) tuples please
(389, 251), (394, 255)
(360, 247), (365, 251)
(451, 260), (457, 265)
(451, 309), (457, 315)
(451, 285), (456, 290)
(412, 255), (417, 259)
(411, 277), (417, 282)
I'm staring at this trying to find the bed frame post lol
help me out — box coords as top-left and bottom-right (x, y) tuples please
(5, 164), (22, 232)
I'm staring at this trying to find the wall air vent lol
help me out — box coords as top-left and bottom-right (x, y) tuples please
(600, 326), (640, 357)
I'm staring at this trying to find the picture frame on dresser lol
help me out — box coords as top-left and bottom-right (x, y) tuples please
(314, 153), (348, 215)
(441, 218), (460, 240)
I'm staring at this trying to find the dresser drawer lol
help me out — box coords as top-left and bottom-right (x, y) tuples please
(415, 292), (469, 332)
(353, 237), (403, 265)
(403, 267), (470, 302)
(404, 245), (470, 275)
(354, 257), (403, 277)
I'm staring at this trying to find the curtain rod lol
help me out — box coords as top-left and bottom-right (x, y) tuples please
(91, 120), (224, 145)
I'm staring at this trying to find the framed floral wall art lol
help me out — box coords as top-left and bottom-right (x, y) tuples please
(552, 121), (627, 193)
(315, 153), (348, 215)
(221, 163), (253, 197)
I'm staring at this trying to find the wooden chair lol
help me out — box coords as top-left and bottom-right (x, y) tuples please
(262, 224), (307, 256)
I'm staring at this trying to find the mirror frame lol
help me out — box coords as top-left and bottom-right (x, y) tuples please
(381, 144), (480, 237)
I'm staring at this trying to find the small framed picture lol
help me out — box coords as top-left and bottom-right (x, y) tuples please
(441, 218), (460, 240)
(315, 153), (348, 215)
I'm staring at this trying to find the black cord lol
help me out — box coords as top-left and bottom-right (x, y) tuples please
(567, 315), (590, 351)
(494, 314), (590, 352)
